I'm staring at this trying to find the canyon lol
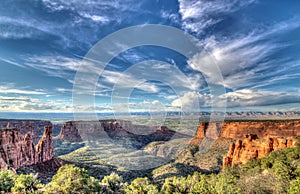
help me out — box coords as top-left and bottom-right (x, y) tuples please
(56, 120), (190, 149)
(1, 118), (300, 172)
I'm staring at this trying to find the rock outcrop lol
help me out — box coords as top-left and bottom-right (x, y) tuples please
(0, 119), (53, 143)
(191, 120), (300, 142)
(36, 126), (54, 162)
(57, 122), (82, 142)
(222, 134), (298, 168)
(0, 126), (54, 170)
(191, 120), (300, 169)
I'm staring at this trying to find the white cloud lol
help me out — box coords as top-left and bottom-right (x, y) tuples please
(0, 95), (73, 112)
(0, 57), (24, 68)
(0, 96), (34, 102)
(178, 0), (256, 33)
(171, 91), (212, 111)
(80, 13), (110, 24)
(171, 89), (300, 110)
(0, 86), (46, 95)
(188, 19), (300, 89)
(0, 0), (141, 48)
(160, 10), (180, 23)
(219, 89), (300, 107)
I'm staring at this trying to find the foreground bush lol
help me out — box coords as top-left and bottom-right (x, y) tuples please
(0, 170), (16, 192)
(125, 177), (158, 194)
(44, 164), (100, 193)
(100, 172), (127, 193)
(12, 173), (43, 193)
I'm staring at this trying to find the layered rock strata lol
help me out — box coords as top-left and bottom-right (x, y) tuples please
(0, 126), (54, 170)
(57, 120), (190, 148)
(57, 122), (82, 141)
(222, 134), (298, 168)
(191, 120), (300, 144)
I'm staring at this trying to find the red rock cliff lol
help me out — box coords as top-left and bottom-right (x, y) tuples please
(36, 126), (54, 162)
(191, 120), (300, 168)
(0, 126), (54, 170)
(192, 120), (300, 141)
(57, 122), (82, 142)
(222, 134), (298, 169)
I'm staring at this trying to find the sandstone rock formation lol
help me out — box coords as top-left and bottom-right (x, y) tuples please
(57, 122), (82, 142)
(191, 120), (300, 142)
(0, 119), (53, 143)
(57, 120), (190, 149)
(190, 120), (300, 169)
(190, 122), (221, 145)
(222, 134), (298, 168)
(0, 126), (54, 170)
(36, 126), (54, 162)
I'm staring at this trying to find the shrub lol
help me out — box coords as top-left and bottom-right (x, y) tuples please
(12, 173), (43, 193)
(0, 170), (16, 192)
(44, 164), (100, 193)
(125, 177), (158, 194)
(100, 172), (127, 193)
(289, 177), (300, 194)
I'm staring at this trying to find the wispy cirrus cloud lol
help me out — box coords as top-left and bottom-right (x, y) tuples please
(0, 0), (142, 50)
(188, 19), (300, 90)
(0, 86), (46, 95)
(0, 57), (24, 68)
(0, 96), (34, 102)
(178, 0), (256, 33)
(23, 56), (204, 96)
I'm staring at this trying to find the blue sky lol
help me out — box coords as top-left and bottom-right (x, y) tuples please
(0, 0), (300, 112)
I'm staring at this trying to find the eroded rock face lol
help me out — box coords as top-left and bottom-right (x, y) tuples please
(0, 126), (54, 170)
(192, 121), (300, 141)
(190, 122), (221, 145)
(36, 126), (54, 162)
(191, 120), (300, 168)
(23, 133), (37, 165)
(0, 120), (52, 143)
(57, 120), (190, 149)
(222, 135), (298, 169)
(57, 122), (82, 142)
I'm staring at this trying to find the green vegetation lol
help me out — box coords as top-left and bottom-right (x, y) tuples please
(100, 172), (127, 193)
(0, 170), (16, 192)
(125, 177), (158, 194)
(1, 137), (299, 193)
(44, 164), (100, 193)
(12, 173), (43, 194)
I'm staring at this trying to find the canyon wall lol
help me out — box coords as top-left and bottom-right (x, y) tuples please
(57, 120), (189, 148)
(191, 120), (300, 168)
(191, 120), (300, 143)
(222, 134), (298, 168)
(0, 126), (54, 170)
(57, 121), (82, 141)
(57, 120), (174, 142)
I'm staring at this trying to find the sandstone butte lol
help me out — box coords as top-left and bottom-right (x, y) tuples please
(0, 126), (54, 171)
(56, 121), (82, 142)
(190, 120), (300, 169)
